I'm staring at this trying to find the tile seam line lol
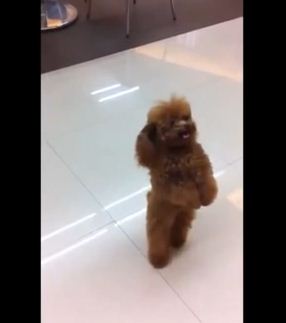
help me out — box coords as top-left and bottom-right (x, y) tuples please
(41, 219), (115, 260)
(45, 141), (115, 225)
(45, 141), (203, 322)
(44, 142), (238, 323)
(116, 222), (203, 323)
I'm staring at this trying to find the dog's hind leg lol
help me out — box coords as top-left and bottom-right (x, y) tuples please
(170, 208), (195, 248)
(147, 200), (175, 268)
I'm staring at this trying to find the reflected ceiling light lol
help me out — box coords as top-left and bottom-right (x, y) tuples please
(41, 213), (97, 242)
(116, 208), (146, 226)
(90, 83), (121, 95)
(41, 228), (109, 265)
(227, 188), (243, 210)
(41, 170), (226, 244)
(104, 185), (150, 210)
(98, 86), (140, 102)
(214, 170), (225, 178)
(41, 185), (150, 243)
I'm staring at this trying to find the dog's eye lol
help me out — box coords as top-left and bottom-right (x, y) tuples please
(182, 115), (190, 121)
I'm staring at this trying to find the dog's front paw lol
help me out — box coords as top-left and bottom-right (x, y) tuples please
(199, 177), (218, 206)
(187, 190), (201, 209)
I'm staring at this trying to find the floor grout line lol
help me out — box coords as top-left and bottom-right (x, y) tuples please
(156, 271), (203, 323)
(43, 143), (239, 323)
(45, 141), (115, 222)
(41, 220), (115, 261)
(41, 156), (204, 323)
(114, 221), (203, 323)
(227, 156), (243, 167)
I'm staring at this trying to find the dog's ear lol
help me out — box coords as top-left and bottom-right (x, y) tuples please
(135, 123), (157, 168)
(141, 123), (157, 143)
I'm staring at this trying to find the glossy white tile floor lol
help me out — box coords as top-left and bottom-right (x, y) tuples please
(41, 18), (243, 323)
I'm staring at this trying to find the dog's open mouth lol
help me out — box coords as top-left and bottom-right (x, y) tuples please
(179, 130), (190, 140)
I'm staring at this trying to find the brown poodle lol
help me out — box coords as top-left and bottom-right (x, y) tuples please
(135, 96), (218, 268)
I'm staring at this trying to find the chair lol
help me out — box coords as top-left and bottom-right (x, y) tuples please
(86, 0), (177, 37)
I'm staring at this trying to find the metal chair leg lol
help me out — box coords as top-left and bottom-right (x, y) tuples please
(170, 0), (176, 20)
(126, 0), (176, 37)
(126, 0), (131, 37)
(86, 0), (92, 19)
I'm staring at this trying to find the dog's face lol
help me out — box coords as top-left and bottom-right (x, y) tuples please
(146, 97), (197, 148)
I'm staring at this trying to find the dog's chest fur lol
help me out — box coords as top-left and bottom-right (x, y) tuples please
(160, 153), (196, 186)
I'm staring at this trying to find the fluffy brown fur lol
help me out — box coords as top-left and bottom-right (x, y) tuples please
(135, 96), (218, 268)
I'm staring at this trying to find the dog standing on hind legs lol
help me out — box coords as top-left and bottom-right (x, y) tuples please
(135, 96), (218, 268)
